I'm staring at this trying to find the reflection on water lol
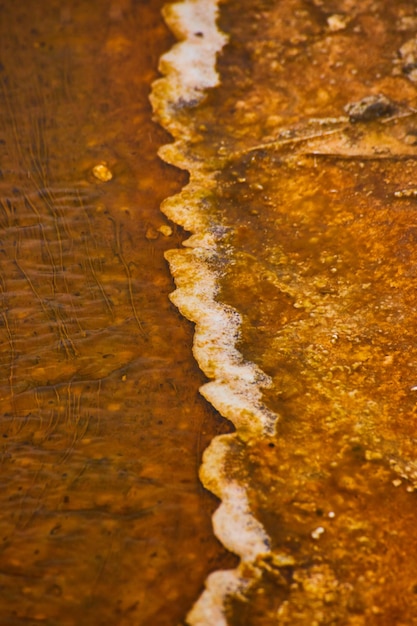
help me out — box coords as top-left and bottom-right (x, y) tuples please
(0, 1), (235, 624)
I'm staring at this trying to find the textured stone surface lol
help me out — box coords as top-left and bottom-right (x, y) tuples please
(155, 0), (417, 623)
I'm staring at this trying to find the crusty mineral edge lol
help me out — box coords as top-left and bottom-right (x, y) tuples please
(150, 1), (278, 624)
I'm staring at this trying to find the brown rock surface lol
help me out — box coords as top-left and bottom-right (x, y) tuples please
(155, 0), (417, 624)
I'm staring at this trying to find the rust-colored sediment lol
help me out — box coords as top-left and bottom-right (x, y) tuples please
(0, 1), (235, 624)
(154, 0), (417, 624)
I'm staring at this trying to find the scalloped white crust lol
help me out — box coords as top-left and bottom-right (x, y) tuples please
(150, 2), (278, 623)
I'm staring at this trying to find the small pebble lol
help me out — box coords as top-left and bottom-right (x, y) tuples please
(311, 526), (325, 540)
(92, 163), (113, 182)
(157, 224), (173, 237)
(327, 14), (350, 31)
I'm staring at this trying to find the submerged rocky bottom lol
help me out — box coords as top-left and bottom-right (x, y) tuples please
(0, 1), (235, 624)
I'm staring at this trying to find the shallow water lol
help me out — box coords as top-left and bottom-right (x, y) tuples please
(153, 0), (417, 624)
(0, 1), (235, 624)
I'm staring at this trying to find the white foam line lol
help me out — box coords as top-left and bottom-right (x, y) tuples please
(200, 434), (269, 553)
(186, 569), (252, 626)
(189, 436), (269, 625)
(150, 1), (279, 623)
(166, 247), (277, 436)
(150, 0), (228, 134)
